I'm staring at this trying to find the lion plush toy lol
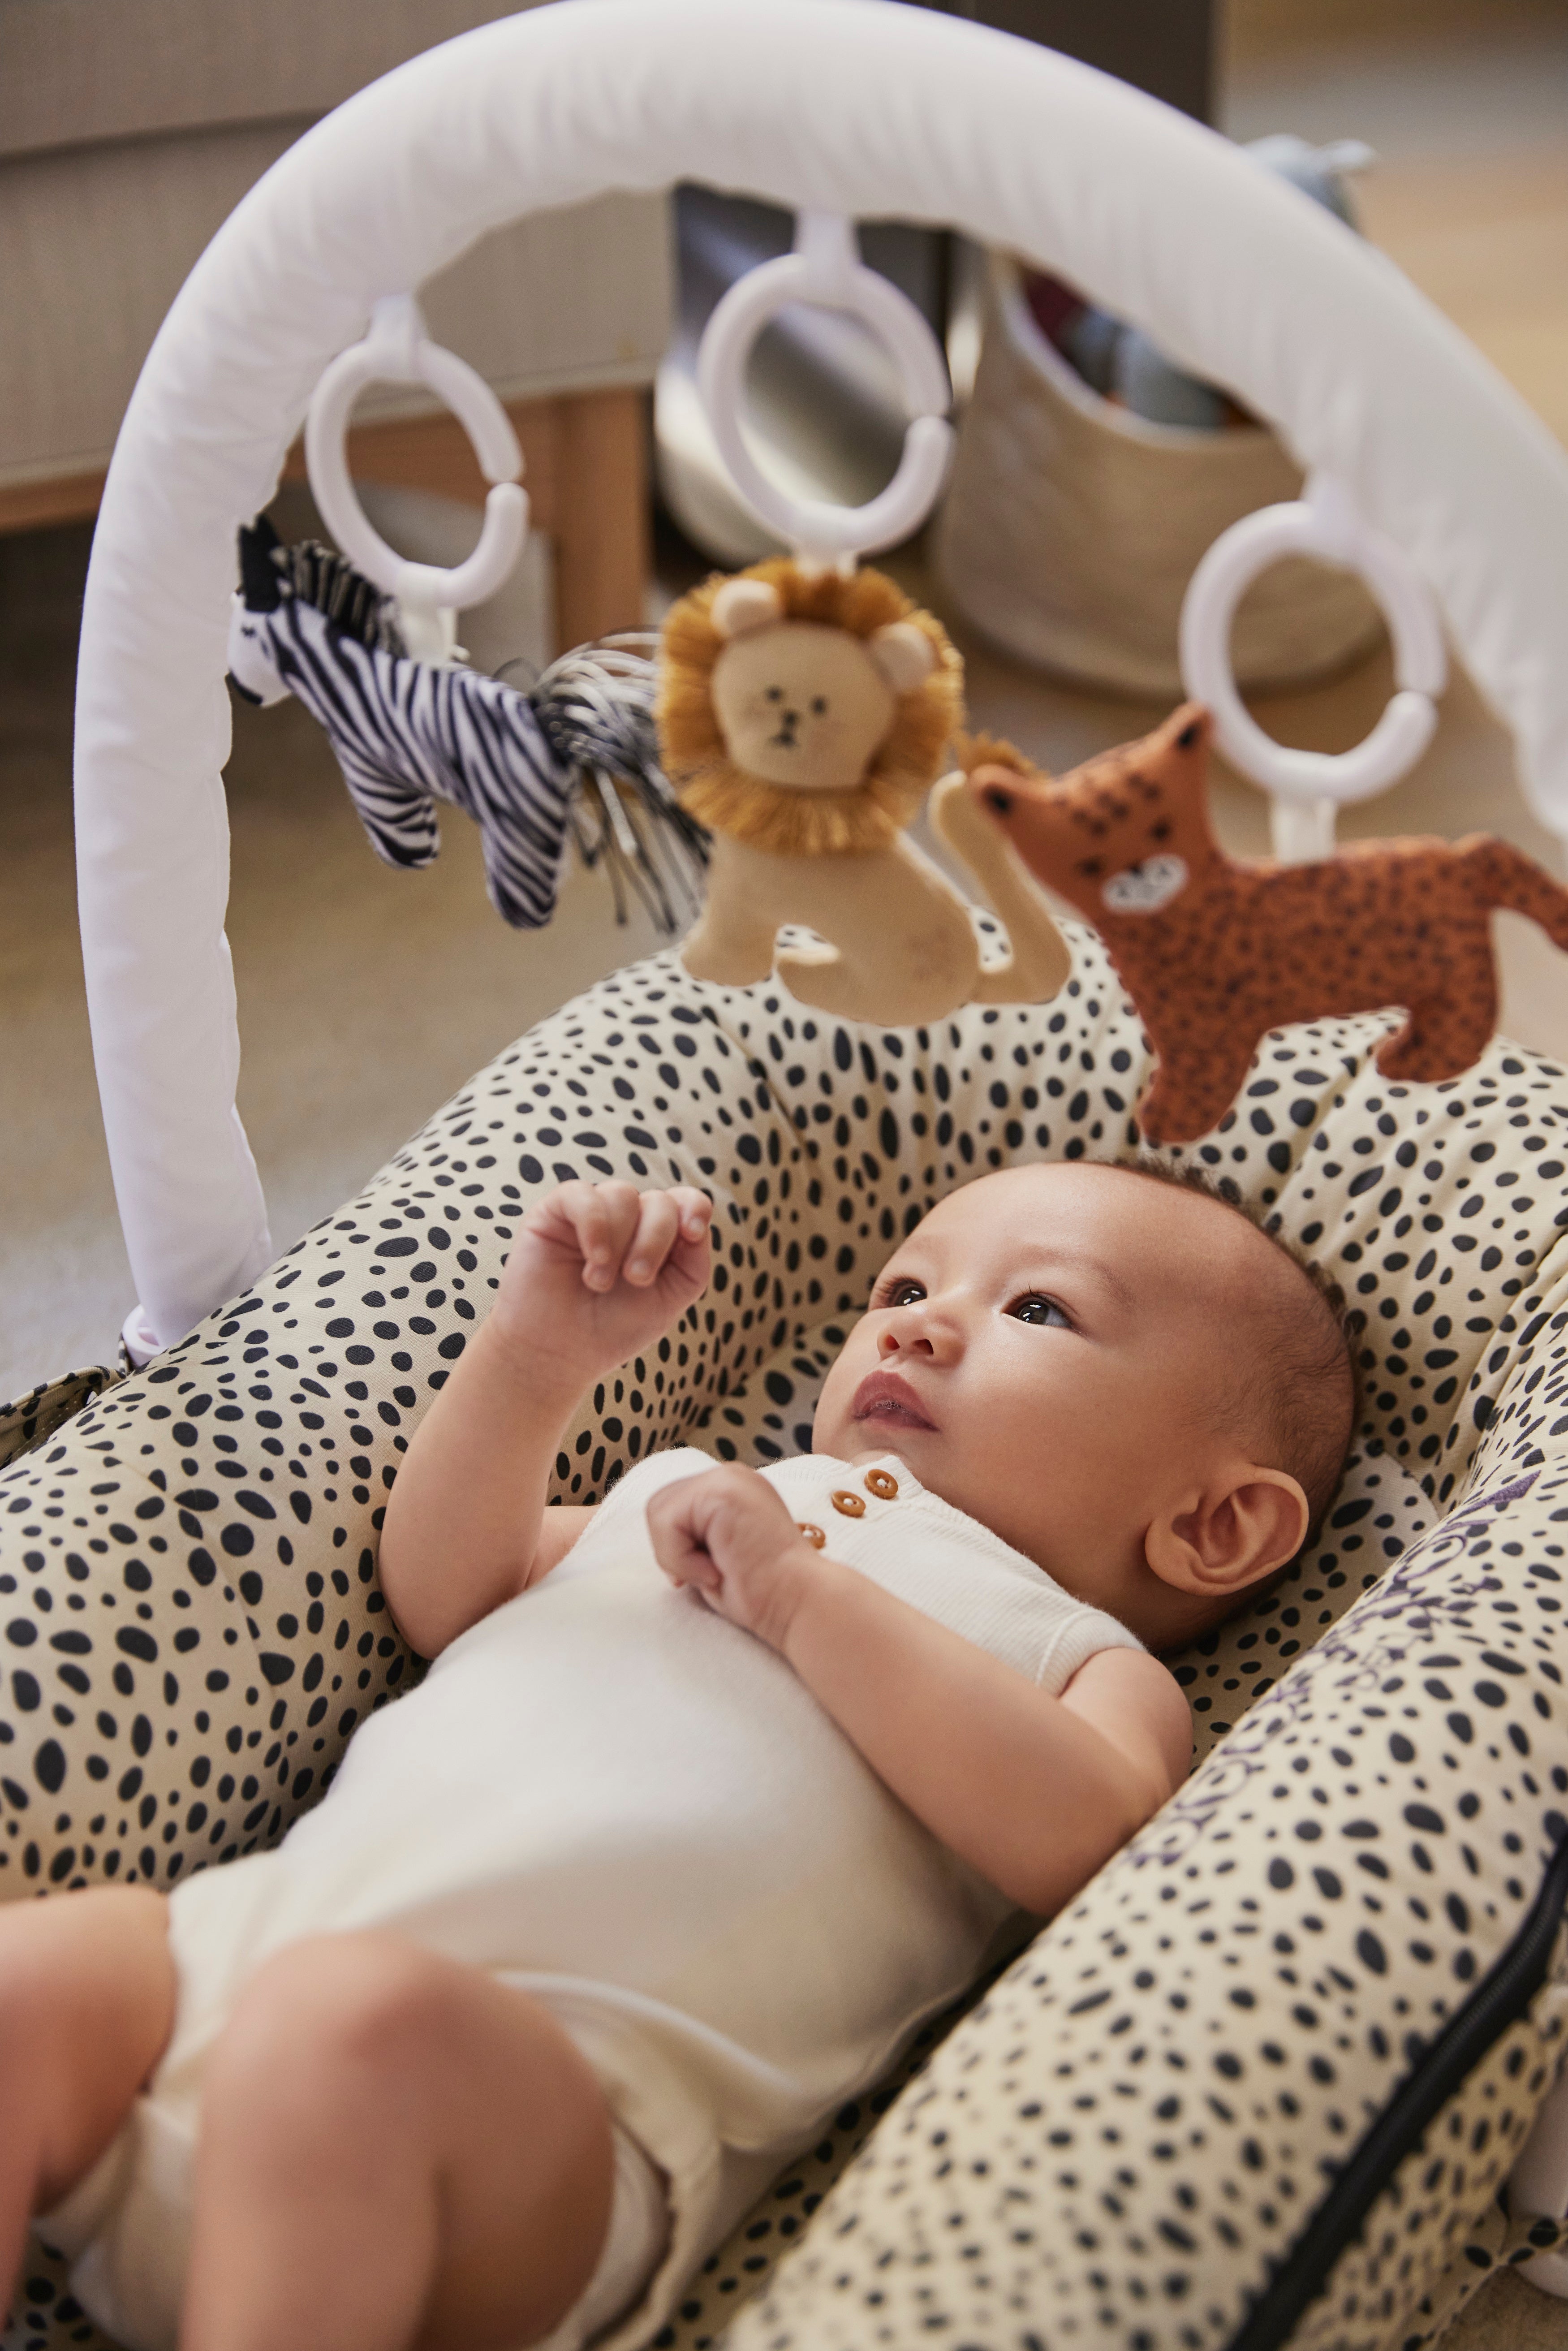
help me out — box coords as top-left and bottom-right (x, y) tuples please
(965, 701), (1568, 1143)
(656, 559), (1069, 1026)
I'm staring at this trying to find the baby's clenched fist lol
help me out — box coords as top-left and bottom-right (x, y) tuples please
(492, 1180), (713, 1379)
(647, 1466), (828, 1654)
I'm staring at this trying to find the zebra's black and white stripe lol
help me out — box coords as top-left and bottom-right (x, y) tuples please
(227, 520), (707, 934)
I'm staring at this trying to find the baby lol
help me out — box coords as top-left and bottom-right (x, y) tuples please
(0, 1160), (1354, 2351)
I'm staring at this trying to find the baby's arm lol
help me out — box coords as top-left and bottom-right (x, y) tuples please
(647, 1469), (1189, 1917)
(379, 1181), (711, 1659)
(783, 1580), (1187, 1914)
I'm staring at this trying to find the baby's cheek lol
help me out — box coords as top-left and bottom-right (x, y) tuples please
(810, 1356), (857, 1441)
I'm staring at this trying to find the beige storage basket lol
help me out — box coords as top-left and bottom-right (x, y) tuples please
(933, 254), (1385, 699)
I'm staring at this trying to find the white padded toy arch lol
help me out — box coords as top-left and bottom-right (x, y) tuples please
(75, 0), (1568, 1352)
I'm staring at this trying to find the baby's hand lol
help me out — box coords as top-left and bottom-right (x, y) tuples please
(647, 1466), (825, 1652)
(494, 1180), (712, 1378)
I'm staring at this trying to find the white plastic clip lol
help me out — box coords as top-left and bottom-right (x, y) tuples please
(1178, 470), (1447, 861)
(304, 294), (529, 664)
(121, 1303), (161, 1368)
(696, 211), (953, 566)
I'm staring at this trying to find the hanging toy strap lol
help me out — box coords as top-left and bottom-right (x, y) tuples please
(303, 293), (530, 665)
(1179, 470), (1448, 861)
(695, 210), (954, 568)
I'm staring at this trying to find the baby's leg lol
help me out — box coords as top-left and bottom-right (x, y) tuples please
(0, 1887), (174, 2321)
(183, 1932), (616, 2351)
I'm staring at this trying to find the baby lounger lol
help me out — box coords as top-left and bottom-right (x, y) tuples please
(11, 2), (1568, 2347)
(8, 944), (1568, 2351)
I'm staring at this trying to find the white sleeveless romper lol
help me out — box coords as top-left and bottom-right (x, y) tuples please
(41, 1448), (1142, 2351)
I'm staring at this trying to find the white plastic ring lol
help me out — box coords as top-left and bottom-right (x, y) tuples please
(696, 210), (954, 562)
(1179, 470), (1447, 808)
(304, 294), (529, 618)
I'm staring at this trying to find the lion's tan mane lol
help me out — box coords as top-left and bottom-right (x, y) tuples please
(655, 558), (965, 857)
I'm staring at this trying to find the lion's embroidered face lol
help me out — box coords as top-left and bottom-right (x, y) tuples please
(964, 703), (1218, 919)
(711, 621), (899, 794)
(656, 560), (964, 857)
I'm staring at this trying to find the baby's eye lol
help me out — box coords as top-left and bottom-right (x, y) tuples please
(1009, 1293), (1070, 1329)
(877, 1278), (926, 1308)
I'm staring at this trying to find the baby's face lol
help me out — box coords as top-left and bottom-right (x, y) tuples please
(812, 1162), (1269, 1604)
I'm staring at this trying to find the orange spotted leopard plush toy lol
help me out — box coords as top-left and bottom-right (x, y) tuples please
(966, 702), (1568, 1144)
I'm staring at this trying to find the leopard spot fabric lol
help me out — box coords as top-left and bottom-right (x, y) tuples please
(6, 930), (1568, 2351)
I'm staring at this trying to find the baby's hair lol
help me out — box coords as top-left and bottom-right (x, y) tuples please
(1092, 1157), (1361, 1542)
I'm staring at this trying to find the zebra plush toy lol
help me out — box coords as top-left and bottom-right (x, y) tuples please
(227, 518), (708, 933)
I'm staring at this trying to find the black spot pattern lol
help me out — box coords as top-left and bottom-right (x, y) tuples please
(725, 1460), (1568, 2348)
(5, 934), (1568, 2351)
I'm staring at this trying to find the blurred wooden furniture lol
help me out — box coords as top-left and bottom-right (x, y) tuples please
(0, 0), (671, 642)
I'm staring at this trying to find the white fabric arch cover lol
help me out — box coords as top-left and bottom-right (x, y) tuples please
(74, 0), (1568, 1348)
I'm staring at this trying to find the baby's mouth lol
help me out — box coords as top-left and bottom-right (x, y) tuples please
(851, 1372), (937, 1431)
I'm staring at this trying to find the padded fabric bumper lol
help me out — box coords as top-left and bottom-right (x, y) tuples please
(7, 930), (1568, 2351)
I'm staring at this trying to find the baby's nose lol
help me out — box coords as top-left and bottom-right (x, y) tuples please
(877, 1323), (933, 1358)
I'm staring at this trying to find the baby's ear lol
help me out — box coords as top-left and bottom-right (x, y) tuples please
(867, 620), (937, 696)
(1147, 1469), (1309, 1601)
(711, 578), (784, 639)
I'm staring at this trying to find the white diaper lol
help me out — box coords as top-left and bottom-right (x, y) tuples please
(38, 2082), (668, 2351)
